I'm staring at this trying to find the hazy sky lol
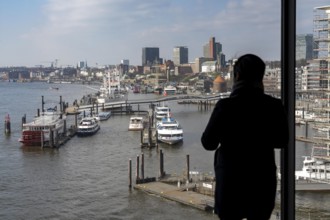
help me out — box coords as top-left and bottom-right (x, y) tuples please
(0, 0), (329, 67)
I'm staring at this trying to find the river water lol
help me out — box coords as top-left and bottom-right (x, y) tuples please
(0, 82), (329, 220)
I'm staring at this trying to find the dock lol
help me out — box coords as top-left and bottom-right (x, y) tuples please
(130, 150), (330, 216)
(134, 181), (214, 211)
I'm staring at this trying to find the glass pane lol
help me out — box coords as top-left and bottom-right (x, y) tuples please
(296, 1), (330, 219)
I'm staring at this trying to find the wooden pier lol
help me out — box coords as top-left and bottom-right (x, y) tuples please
(134, 181), (214, 211)
(129, 149), (330, 215)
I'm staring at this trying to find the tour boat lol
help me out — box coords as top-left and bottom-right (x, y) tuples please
(97, 68), (127, 104)
(98, 111), (111, 121)
(163, 85), (177, 96)
(128, 116), (144, 131)
(154, 106), (171, 121)
(19, 109), (66, 146)
(77, 117), (100, 136)
(295, 156), (330, 181)
(156, 114), (183, 145)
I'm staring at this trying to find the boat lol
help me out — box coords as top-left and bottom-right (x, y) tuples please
(163, 85), (177, 96)
(98, 111), (111, 121)
(156, 114), (183, 145)
(77, 117), (100, 136)
(154, 106), (171, 121)
(19, 108), (66, 146)
(295, 156), (330, 181)
(97, 68), (127, 104)
(128, 116), (144, 131)
(295, 144), (330, 182)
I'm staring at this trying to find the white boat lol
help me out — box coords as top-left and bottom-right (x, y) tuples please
(154, 106), (171, 121)
(19, 108), (66, 146)
(157, 115), (183, 145)
(295, 156), (330, 181)
(97, 68), (127, 104)
(77, 117), (100, 136)
(163, 85), (177, 96)
(128, 116), (144, 131)
(98, 111), (111, 121)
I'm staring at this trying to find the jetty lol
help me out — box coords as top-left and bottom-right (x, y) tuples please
(129, 149), (330, 215)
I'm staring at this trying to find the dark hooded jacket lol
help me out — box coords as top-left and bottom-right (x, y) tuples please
(201, 82), (288, 219)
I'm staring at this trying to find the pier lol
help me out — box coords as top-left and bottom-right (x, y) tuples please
(129, 149), (330, 215)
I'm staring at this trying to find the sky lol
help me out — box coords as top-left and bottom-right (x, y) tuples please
(0, 0), (329, 67)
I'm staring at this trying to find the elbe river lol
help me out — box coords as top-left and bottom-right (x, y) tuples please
(0, 82), (329, 220)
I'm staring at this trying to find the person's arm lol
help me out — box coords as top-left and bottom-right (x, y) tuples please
(201, 100), (224, 151)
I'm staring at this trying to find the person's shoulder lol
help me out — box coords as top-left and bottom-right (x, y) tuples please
(262, 94), (283, 105)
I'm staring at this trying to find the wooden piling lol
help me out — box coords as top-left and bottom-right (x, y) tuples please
(141, 153), (144, 180)
(22, 114), (26, 129)
(63, 120), (67, 137)
(49, 130), (54, 148)
(136, 155), (140, 182)
(41, 131), (44, 148)
(60, 96), (63, 112)
(42, 96), (45, 113)
(186, 154), (190, 182)
(159, 149), (164, 178)
(305, 121), (308, 138)
(129, 159), (132, 188)
(4, 114), (11, 135)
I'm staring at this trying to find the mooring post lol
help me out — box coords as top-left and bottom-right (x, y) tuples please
(140, 130), (143, 146)
(148, 125), (152, 147)
(22, 114), (26, 129)
(305, 121), (308, 138)
(302, 107), (305, 119)
(186, 154), (190, 182)
(49, 129), (54, 148)
(4, 114), (11, 135)
(60, 96), (63, 112)
(42, 96), (45, 113)
(41, 131), (44, 148)
(136, 155), (140, 183)
(129, 159), (132, 188)
(141, 153), (144, 180)
(159, 149), (164, 178)
(63, 119), (67, 137)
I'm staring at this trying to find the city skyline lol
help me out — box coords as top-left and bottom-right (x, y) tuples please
(0, 0), (329, 67)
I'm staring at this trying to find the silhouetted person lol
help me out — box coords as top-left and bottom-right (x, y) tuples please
(201, 54), (288, 220)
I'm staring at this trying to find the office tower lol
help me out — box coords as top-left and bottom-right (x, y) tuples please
(203, 37), (223, 61)
(173, 46), (188, 65)
(142, 47), (160, 66)
(296, 34), (313, 61)
(313, 6), (330, 89)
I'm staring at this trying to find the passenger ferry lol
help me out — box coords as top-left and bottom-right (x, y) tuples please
(156, 114), (183, 145)
(77, 117), (100, 136)
(128, 116), (144, 131)
(154, 106), (171, 121)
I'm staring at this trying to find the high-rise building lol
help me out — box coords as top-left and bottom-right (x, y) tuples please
(313, 6), (330, 89)
(296, 34), (313, 61)
(142, 47), (160, 66)
(203, 37), (223, 62)
(173, 46), (188, 65)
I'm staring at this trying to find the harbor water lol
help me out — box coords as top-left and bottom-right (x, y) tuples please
(0, 82), (329, 220)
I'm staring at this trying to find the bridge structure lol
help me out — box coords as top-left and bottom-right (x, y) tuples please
(77, 93), (228, 113)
